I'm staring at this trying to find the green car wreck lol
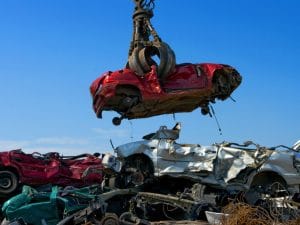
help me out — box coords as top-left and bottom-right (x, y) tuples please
(1, 184), (137, 225)
(2, 185), (103, 225)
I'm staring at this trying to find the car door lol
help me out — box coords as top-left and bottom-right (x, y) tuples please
(156, 139), (196, 174)
(156, 140), (216, 175)
(10, 151), (47, 183)
(163, 64), (208, 91)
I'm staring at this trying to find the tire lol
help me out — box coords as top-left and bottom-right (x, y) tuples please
(116, 86), (140, 98)
(108, 176), (124, 189)
(115, 86), (141, 112)
(112, 117), (122, 126)
(248, 173), (288, 205)
(124, 155), (153, 186)
(0, 170), (18, 195)
(98, 213), (119, 225)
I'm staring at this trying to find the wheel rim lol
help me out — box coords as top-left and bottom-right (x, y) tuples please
(0, 171), (18, 194)
(0, 177), (12, 189)
(131, 171), (144, 185)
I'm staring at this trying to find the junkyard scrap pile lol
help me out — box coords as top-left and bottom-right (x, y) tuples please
(1, 125), (300, 224)
(1, 0), (299, 224)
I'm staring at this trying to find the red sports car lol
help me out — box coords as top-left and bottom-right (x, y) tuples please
(0, 150), (103, 196)
(90, 63), (242, 125)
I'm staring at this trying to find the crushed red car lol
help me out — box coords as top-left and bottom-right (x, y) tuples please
(90, 63), (242, 125)
(0, 149), (104, 196)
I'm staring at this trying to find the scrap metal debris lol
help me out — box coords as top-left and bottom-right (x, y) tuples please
(0, 1), (295, 225)
(1, 129), (300, 224)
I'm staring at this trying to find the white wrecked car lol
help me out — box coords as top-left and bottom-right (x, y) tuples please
(113, 123), (300, 203)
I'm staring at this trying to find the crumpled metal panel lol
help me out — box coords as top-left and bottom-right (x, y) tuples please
(214, 145), (273, 182)
(259, 148), (300, 185)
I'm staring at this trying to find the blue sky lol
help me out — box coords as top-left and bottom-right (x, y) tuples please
(0, 0), (299, 155)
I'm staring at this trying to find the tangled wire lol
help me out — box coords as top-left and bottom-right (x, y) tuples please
(221, 202), (300, 225)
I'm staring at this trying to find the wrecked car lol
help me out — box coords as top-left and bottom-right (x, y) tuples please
(1, 185), (138, 225)
(1, 185), (103, 225)
(90, 63), (242, 125)
(0, 150), (104, 196)
(113, 123), (300, 205)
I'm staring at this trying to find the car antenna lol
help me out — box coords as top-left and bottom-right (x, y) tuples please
(129, 120), (134, 140)
(209, 104), (222, 135)
(229, 96), (236, 102)
(172, 113), (176, 121)
(109, 139), (116, 152)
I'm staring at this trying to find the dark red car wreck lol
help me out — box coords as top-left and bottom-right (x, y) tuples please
(0, 149), (104, 196)
(90, 63), (242, 125)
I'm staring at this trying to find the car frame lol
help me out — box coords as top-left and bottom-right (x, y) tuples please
(90, 63), (242, 125)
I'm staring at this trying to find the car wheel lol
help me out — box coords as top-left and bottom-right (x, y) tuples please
(116, 87), (140, 111)
(124, 155), (153, 187)
(0, 170), (18, 195)
(116, 86), (140, 96)
(98, 213), (119, 225)
(248, 173), (289, 205)
(112, 117), (122, 126)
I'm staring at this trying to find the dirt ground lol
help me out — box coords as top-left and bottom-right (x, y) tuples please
(151, 221), (209, 225)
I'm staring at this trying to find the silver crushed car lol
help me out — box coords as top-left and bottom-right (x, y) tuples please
(113, 123), (300, 204)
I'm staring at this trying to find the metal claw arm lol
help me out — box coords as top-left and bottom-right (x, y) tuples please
(127, 0), (176, 81)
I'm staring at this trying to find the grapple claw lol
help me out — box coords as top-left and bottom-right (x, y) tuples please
(127, 0), (176, 81)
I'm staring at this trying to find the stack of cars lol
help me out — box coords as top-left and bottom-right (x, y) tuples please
(2, 124), (300, 224)
(3, 0), (300, 223)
